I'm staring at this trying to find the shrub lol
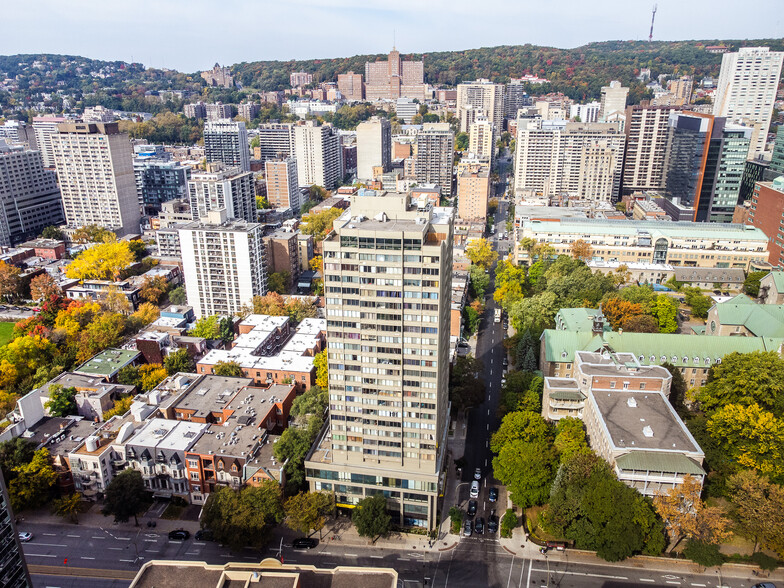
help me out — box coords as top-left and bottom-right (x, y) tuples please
(751, 551), (779, 571)
(501, 509), (517, 539)
(683, 540), (723, 568)
(449, 506), (463, 534)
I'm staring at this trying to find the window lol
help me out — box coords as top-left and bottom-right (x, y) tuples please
(639, 383), (646, 390)
(623, 382), (629, 390)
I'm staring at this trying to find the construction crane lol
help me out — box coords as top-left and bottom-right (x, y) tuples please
(649, 4), (657, 42)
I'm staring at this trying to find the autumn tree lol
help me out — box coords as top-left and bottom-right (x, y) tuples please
(284, 491), (334, 537)
(300, 207), (342, 241)
(621, 314), (660, 333)
(465, 238), (498, 269)
(214, 361), (244, 377)
(52, 492), (83, 524)
(313, 350), (328, 390)
(554, 417), (591, 463)
(139, 275), (169, 304)
(189, 315), (222, 339)
(602, 298), (644, 330)
(0, 261), (21, 301)
(268, 271), (292, 294)
(727, 469), (784, 555)
(30, 273), (61, 301)
(9, 448), (57, 511)
(71, 225), (116, 244)
(101, 287), (132, 314)
(66, 240), (134, 281)
(102, 395), (134, 419)
(570, 239), (594, 262)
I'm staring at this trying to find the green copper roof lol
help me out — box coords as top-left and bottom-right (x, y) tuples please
(555, 308), (610, 332)
(550, 390), (585, 402)
(770, 271), (784, 292)
(74, 348), (141, 377)
(714, 297), (784, 337)
(615, 451), (705, 476)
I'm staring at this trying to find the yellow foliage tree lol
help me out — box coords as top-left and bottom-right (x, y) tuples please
(66, 241), (134, 281)
(139, 364), (167, 392)
(465, 238), (498, 269)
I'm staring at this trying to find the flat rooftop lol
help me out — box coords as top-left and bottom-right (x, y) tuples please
(37, 372), (133, 398)
(576, 351), (672, 380)
(592, 390), (700, 454)
(173, 375), (253, 419)
(26, 417), (100, 455)
(74, 349), (141, 377)
(126, 418), (208, 451)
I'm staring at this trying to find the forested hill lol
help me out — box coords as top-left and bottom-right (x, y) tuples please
(233, 39), (784, 100)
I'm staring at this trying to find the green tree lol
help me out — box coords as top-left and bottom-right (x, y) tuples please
(697, 351), (784, 416)
(168, 286), (187, 305)
(455, 132), (469, 151)
(40, 225), (65, 240)
(683, 286), (712, 319)
(662, 362), (687, 416)
(508, 291), (558, 334)
(290, 386), (327, 420)
(189, 315), (222, 339)
(44, 384), (77, 417)
(301, 207), (342, 242)
(501, 509), (517, 538)
(219, 317), (235, 344)
(554, 417), (590, 463)
(469, 265), (490, 300)
(200, 482), (284, 549)
(52, 492), (83, 524)
(102, 469), (147, 525)
(268, 271), (292, 294)
(164, 348), (195, 375)
(8, 448), (57, 511)
(498, 371), (542, 416)
(0, 437), (36, 483)
(744, 271), (769, 297)
(449, 355), (486, 413)
(653, 294), (679, 334)
(352, 494), (391, 541)
(493, 439), (557, 508)
(213, 361), (244, 377)
(490, 410), (553, 452)
(117, 365), (141, 388)
(284, 491), (334, 537)
(683, 540), (723, 567)
(274, 424), (314, 489)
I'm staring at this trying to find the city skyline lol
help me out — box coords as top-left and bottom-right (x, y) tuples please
(1, 0), (782, 72)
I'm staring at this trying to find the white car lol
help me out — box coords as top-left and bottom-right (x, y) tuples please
(470, 480), (480, 498)
(18, 532), (32, 542)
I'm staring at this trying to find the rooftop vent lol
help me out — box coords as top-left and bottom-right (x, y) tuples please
(642, 426), (654, 438)
(626, 397), (637, 408)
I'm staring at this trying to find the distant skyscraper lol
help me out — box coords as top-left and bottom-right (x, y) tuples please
(258, 123), (297, 163)
(265, 157), (300, 211)
(179, 209), (267, 319)
(188, 163), (256, 223)
(0, 141), (64, 246)
(356, 117), (391, 181)
(664, 112), (751, 223)
(599, 81), (629, 122)
(713, 47), (784, 159)
(204, 119), (250, 172)
(184, 102), (207, 120)
(0, 469), (32, 587)
(133, 156), (190, 215)
(304, 190), (454, 531)
(457, 80), (505, 133)
(415, 123), (455, 197)
(364, 48), (426, 101)
(505, 80), (531, 118)
(32, 116), (66, 167)
(337, 71), (364, 101)
(52, 122), (141, 236)
(621, 105), (679, 196)
(294, 122), (342, 189)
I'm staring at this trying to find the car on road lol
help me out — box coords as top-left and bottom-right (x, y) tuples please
(489, 487), (498, 502)
(463, 519), (473, 537)
(474, 467), (482, 480)
(292, 537), (318, 549)
(195, 529), (214, 541)
(474, 517), (485, 534)
(751, 584), (777, 588)
(470, 480), (479, 498)
(488, 514), (499, 534)
(467, 500), (477, 517)
(167, 529), (190, 541)
(17, 531), (32, 542)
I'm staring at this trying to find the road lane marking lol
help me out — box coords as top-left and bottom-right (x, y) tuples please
(26, 554), (57, 558)
(193, 542), (205, 546)
(665, 583), (681, 586)
(146, 550), (160, 553)
(398, 557), (410, 561)
(27, 543), (67, 548)
(639, 580), (655, 583)
(108, 547), (123, 551)
(370, 555), (382, 559)
(80, 556), (95, 560)
(345, 553), (358, 557)
(66, 534), (80, 538)
(505, 554), (515, 588)
(689, 584), (706, 587)
(117, 537), (130, 541)
(518, 558), (525, 588)
(42, 533), (57, 536)
(144, 539), (157, 542)
(91, 536), (106, 540)
(526, 559), (533, 588)
(531, 568), (628, 580)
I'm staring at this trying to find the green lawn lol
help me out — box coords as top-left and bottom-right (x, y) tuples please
(0, 322), (15, 347)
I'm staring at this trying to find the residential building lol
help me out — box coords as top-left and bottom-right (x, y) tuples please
(294, 121), (342, 189)
(204, 119), (250, 172)
(258, 123), (296, 162)
(183, 102), (206, 120)
(749, 177), (784, 267)
(133, 157), (190, 215)
(52, 122), (141, 236)
(297, 233), (314, 271)
(456, 164), (490, 221)
(0, 469), (31, 588)
(570, 102), (601, 124)
(201, 64), (234, 88)
(457, 79), (505, 132)
(37, 372), (134, 422)
(621, 105), (678, 196)
(238, 103), (260, 121)
(356, 117), (392, 181)
(739, 160), (769, 206)
(32, 115), (66, 167)
(73, 348), (141, 382)
(187, 163), (256, 223)
(672, 267), (746, 290)
(599, 81), (629, 122)
(156, 200), (192, 228)
(664, 112), (752, 222)
(415, 123), (454, 198)
(705, 293), (784, 337)
(515, 218), (769, 270)
(179, 209), (268, 318)
(304, 191), (454, 530)
(290, 72), (312, 88)
(0, 142), (64, 246)
(205, 102), (233, 121)
(69, 415), (136, 498)
(771, 126), (784, 175)
(713, 47), (784, 158)
(760, 271), (784, 304)
(82, 105), (115, 123)
(262, 228), (301, 281)
(395, 98), (418, 123)
(513, 120), (625, 202)
(0, 120), (36, 150)
(364, 48), (426, 101)
(505, 80), (531, 118)
(468, 115), (495, 161)
(337, 71), (364, 101)
(197, 315), (325, 392)
(668, 76), (694, 105)
(265, 156), (300, 211)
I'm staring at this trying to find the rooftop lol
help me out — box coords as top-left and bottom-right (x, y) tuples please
(37, 372), (134, 399)
(26, 417), (100, 455)
(173, 375), (253, 419)
(126, 418), (208, 451)
(575, 350), (672, 380)
(524, 218), (768, 241)
(713, 295), (784, 337)
(74, 349), (141, 378)
(615, 451), (705, 476)
(673, 267), (746, 282)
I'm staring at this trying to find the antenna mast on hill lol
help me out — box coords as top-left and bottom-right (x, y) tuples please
(649, 4), (657, 42)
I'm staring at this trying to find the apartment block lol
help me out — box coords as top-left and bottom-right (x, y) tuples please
(294, 122), (342, 189)
(456, 164), (490, 221)
(179, 209), (268, 318)
(52, 122), (141, 236)
(265, 157), (300, 211)
(713, 47), (784, 158)
(621, 105), (678, 196)
(468, 115), (495, 161)
(0, 469), (31, 588)
(238, 103), (260, 121)
(32, 116), (66, 167)
(748, 177), (784, 267)
(262, 228), (301, 281)
(258, 123), (297, 162)
(0, 142), (64, 246)
(356, 117), (391, 181)
(133, 157), (190, 215)
(304, 190), (454, 530)
(205, 102), (233, 121)
(457, 80), (505, 133)
(337, 71), (364, 101)
(184, 102), (207, 120)
(290, 72), (312, 88)
(204, 119), (250, 172)
(364, 48), (426, 101)
(415, 123), (454, 197)
(772, 126), (784, 175)
(505, 80), (531, 118)
(187, 163), (256, 223)
(599, 81), (629, 122)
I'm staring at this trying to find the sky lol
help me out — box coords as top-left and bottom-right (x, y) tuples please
(2, 0), (783, 72)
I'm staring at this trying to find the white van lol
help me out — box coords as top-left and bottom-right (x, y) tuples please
(470, 480), (480, 498)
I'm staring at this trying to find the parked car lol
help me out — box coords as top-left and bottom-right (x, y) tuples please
(292, 537), (318, 550)
(167, 529), (190, 541)
(467, 500), (477, 517)
(474, 517), (485, 534)
(18, 531), (32, 542)
(463, 519), (473, 537)
(751, 584), (777, 588)
(195, 529), (214, 541)
(488, 487), (498, 502)
(470, 480), (479, 498)
(474, 467), (482, 480)
(488, 514), (499, 533)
